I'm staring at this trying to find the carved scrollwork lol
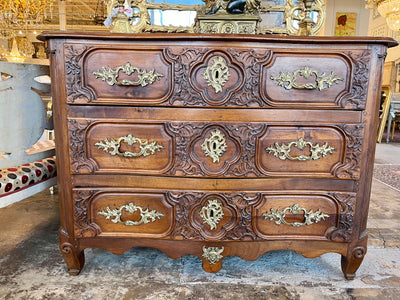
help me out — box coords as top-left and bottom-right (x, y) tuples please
(202, 246), (224, 264)
(327, 192), (356, 242)
(64, 45), (95, 103)
(263, 203), (330, 227)
(265, 137), (335, 161)
(333, 124), (364, 179)
(95, 134), (164, 158)
(73, 190), (100, 238)
(98, 202), (164, 226)
(93, 62), (164, 87)
(338, 50), (371, 109)
(68, 119), (97, 173)
(165, 122), (265, 177)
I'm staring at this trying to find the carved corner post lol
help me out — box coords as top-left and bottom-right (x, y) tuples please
(59, 228), (85, 276)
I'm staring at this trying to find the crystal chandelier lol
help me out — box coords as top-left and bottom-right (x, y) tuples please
(0, 0), (53, 39)
(367, 0), (400, 31)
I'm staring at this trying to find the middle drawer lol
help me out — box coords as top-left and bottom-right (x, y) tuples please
(67, 111), (363, 180)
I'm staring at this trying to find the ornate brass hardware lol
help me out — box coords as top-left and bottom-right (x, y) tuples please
(270, 66), (343, 91)
(202, 246), (224, 264)
(265, 137), (335, 161)
(203, 56), (231, 93)
(201, 129), (228, 163)
(263, 203), (329, 227)
(98, 202), (164, 226)
(199, 199), (224, 230)
(93, 62), (163, 87)
(95, 134), (164, 158)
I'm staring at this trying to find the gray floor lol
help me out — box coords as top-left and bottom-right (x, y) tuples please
(0, 143), (399, 299)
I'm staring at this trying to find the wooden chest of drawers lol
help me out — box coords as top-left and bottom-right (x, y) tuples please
(40, 32), (396, 279)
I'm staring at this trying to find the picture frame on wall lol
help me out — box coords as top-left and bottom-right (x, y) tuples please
(334, 12), (357, 36)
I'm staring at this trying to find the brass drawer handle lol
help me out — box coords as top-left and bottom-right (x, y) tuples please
(202, 246), (224, 264)
(265, 137), (335, 161)
(270, 66), (343, 91)
(98, 202), (164, 226)
(93, 62), (164, 87)
(263, 203), (329, 227)
(95, 134), (164, 158)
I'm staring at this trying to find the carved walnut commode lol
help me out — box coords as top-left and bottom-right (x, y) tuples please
(39, 32), (396, 279)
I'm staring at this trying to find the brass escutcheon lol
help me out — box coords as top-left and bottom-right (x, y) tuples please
(199, 199), (224, 230)
(203, 56), (231, 93)
(201, 129), (227, 163)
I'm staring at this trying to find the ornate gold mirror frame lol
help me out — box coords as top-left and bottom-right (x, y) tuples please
(107, 0), (325, 36)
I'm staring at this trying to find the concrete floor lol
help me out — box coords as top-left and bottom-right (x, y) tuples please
(0, 143), (400, 299)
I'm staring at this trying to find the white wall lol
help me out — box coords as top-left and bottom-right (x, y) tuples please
(324, 0), (370, 36)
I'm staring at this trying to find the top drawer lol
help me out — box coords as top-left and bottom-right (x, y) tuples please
(64, 43), (371, 110)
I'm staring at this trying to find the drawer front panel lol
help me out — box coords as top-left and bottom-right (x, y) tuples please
(73, 189), (355, 242)
(65, 45), (172, 104)
(256, 126), (345, 176)
(68, 119), (174, 174)
(68, 118), (362, 179)
(64, 43), (371, 109)
(74, 190), (174, 238)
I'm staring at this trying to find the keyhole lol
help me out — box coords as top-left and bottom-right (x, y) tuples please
(215, 70), (219, 79)
(210, 209), (214, 217)
(212, 142), (217, 150)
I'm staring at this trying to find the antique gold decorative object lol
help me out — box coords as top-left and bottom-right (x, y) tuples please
(202, 246), (224, 264)
(98, 202), (164, 226)
(201, 129), (227, 163)
(265, 137), (335, 161)
(106, 0), (325, 36)
(95, 134), (164, 158)
(263, 203), (329, 227)
(270, 67), (343, 91)
(93, 62), (164, 87)
(203, 56), (231, 93)
(199, 199), (225, 230)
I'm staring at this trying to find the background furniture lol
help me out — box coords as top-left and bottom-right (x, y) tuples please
(41, 32), (396, 280)
(0, 62), (56, 208)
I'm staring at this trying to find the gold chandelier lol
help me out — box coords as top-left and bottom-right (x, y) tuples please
(367, 0), (400, 31)
(0, 0), (53, 39)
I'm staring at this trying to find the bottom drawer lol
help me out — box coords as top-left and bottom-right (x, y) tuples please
(73, 188), (356, 242)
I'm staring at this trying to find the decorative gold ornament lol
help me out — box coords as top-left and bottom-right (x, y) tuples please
(263, 203), (329, 227)
(203, 56), (231, 93)
(366, 0), (400, 31)
(270, 66), (343, 91)
(201, 129), (227, 163)
(202, 246), (224, 264)
(95, 134), (164, 158)
(265, 137), (335, 161)
(93, 62), (164, 87)
(105, 0), (325, 36)
(199, 199), (224, 230)
(98, 202), (164, 226)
